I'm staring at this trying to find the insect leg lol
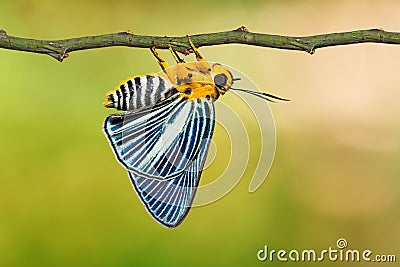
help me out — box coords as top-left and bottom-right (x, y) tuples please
(168, 43), (185, 64)
(187, 36), (205, 62)
(150, 43), (169, 70)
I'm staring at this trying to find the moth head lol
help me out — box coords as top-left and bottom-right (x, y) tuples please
(211, 63), (233, 95)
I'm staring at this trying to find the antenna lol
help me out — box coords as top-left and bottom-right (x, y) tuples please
(230, 87), (290, 103)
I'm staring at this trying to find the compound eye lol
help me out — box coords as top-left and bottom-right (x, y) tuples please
(214, 74), (227, 87)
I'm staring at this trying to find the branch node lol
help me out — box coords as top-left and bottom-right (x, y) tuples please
(308, 45), (316, 55)
(59, 50), (69, 62)
(117, 31), (134, 37)
(183, 47), (192, 55)
(235, 26), (249, 32)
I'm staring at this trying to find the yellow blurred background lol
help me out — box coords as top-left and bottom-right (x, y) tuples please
(0, 0), (399, 266)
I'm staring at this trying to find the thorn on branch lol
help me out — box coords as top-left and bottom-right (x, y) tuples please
(235, 26), (249, 32)
(59, 50), (69, 62)
(0, 29), (7, 36)
(182, 47), (192, 55)
(308, 45), (316, 55)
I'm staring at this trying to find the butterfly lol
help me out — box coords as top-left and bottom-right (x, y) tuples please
(102, 38), (287, 227)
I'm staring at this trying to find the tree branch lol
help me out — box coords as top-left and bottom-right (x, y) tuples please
(1, 26), (400, 62)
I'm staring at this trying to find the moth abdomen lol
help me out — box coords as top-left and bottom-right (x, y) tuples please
(103, 74), (174, 111)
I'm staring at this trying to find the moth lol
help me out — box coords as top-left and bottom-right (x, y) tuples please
(103, 38), (286, 227)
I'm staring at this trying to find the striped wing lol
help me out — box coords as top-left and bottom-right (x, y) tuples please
(103, 96), (214, 180)
(104, 96), (215, 227)
(129, 138), (209, 227)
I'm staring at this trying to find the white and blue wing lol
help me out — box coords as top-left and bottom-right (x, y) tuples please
(103, 97), (215, 227)
(129, 131), (210, 227)
(103, 96), (213, 180)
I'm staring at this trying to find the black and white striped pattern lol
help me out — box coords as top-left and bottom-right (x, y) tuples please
(103, 97), (215, 227)
(105, 75), (176, 111)
(103, 96), (214, 181)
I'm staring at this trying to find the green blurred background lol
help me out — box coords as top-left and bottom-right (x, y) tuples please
(1, 0), (399, 266)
